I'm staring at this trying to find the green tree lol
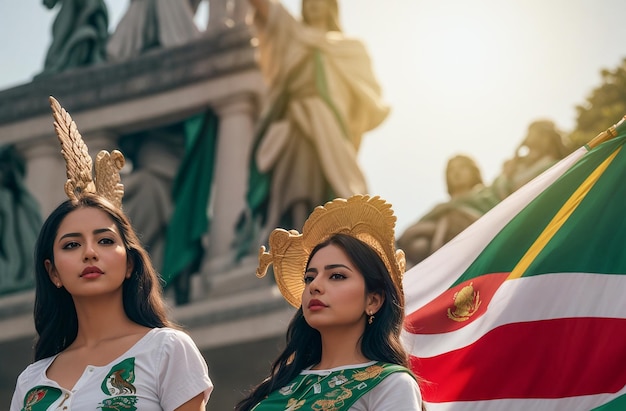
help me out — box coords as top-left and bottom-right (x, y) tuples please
(570, 57), (626, 146)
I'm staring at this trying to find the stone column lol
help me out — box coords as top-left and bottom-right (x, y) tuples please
(83, 130), (120, 155)
(17, 131), (119, 219)
(17, 138), (67, 219)
(205, 92), (257, 270)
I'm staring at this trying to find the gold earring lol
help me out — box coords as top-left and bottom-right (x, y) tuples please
(368, 312), (375, 325)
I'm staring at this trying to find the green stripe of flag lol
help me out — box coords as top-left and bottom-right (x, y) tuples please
(451, 128), (626, 288)
(590, 394), (626, 411)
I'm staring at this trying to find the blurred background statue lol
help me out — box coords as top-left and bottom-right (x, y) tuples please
(109, 0), (215, 305)
(38, 0), (109, 77)
(398, 119), (572, 268)
(238, 0), (390, 256)
(397, 155), (500, 268)
(121, 112), (218, 306)
(492, 119), (573, 197)
(0, 145), (42, 295)
(121, 127), (184, 278)
(107, 0), (201, 61)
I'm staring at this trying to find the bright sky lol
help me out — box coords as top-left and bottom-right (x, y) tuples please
(1, 0), (626, 233)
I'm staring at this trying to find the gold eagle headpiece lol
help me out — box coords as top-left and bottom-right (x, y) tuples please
(49, 96), (125, 208)
(256, 195), (406, 308)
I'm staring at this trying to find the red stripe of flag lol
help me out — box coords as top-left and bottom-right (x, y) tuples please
(405, 273), (509, 334)
(413, 317), (626, 402)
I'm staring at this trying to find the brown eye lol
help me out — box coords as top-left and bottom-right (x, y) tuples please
(62, 241), (80, 250)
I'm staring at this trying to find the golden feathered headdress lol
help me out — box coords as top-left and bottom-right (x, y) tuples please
(49, 96), (125, 208)
(256, 195), (406, 308)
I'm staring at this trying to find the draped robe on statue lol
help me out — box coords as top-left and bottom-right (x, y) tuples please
(38, 0), (108, 77)
(0, 146), (42, 295)
(107, 0), (200, 61)
(246, 1), (390, 237)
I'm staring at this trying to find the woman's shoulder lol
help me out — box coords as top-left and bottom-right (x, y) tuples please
(374, 371), (421, 397)
(378, 369), (418, 385)
(368, 362), (417, 386)
(143, 327), (196, 345)
(147, 326), (185, 337)
(301, 362), (421, 410)
(15, 356), (56, 385)
(145, 327), (203, 353)
(377, 362), (415, 375)
(360, 370), (423, 410)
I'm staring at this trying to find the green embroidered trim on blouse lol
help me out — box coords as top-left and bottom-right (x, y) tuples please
(252, 362), (413, 411)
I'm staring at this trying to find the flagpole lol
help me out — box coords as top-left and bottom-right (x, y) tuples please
(587, 115), (626, 149)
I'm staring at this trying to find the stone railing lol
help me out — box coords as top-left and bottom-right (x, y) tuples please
(0, 24), (257, 126)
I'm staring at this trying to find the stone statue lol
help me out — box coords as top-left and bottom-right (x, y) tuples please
(493, 119), (572, 197)
(121, 112), (218, 305)
(238, 0), (390, 255)
(0, 145), (42, 295)
(108, 0), (212, 304)
(397, 155), (501, 267)
(107, 0), (201, 61)
(398, 120), (571, 268)
(121, 128), (184, 276)
(38, 0), (108, 77)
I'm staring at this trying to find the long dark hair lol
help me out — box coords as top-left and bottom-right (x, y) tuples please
(33, 194), (173, 361)
(235, 233), (408, 410)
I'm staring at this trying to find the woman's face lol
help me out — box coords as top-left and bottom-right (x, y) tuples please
(302, 0), (330, 29)
(301, 244), (380, 332)
(45, 207), (132, 299)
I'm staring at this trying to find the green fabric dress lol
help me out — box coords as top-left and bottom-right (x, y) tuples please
(252, 362), (414, 411)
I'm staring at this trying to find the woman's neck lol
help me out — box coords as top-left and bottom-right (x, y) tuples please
(71, 294), (142, 347)
(313, 326), (369, 370)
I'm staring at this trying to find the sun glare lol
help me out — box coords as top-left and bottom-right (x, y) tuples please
(415, 3), (517, 102)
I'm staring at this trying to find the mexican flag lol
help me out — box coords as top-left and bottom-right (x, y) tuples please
(402, 118), (626, 411)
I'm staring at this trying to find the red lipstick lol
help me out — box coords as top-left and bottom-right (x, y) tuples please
(308, 299), (327, 311)
(81, 266), (103, 279)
